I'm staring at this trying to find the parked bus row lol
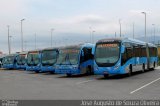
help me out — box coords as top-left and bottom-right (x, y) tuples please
(0, 38), (158, 78)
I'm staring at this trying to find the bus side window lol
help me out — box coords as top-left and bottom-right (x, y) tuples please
(149, 47), (154, 57)
(122, 43), (134, 65)
(121, 43), (128, 65)
(121, 48), (127, 65)
(155, 47), (158, 56)
(126, 47), (133, 59)
(133, 45), (142, 57)
(150, 47), (157, 57)
(141, 46), (147, 57)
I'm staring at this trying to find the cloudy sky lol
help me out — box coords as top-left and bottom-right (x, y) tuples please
(0, 0), (160, 53)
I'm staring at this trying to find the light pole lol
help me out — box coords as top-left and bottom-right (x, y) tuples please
(7, 25), (11, 54)
(21, 19), (25, 52)
(141, 12), (147, 42)
(152, 24), (156, 44)
(51, 28), (54, 47)
(133, 22), (135, 39)
(92, 30), (95, 43)
(119, 19), (122, 37)
(115, 32), (117, 38)
(9, 35), (12, 54)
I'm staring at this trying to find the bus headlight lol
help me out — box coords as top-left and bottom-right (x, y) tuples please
(73, 66), (78, 69)
(94, 66), (98, 71)
(114, 63), (120, 70)
(55, 66), (59, 69)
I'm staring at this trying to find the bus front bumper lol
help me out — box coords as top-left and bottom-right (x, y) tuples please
(41, 66), (55, 72)
(26, 66), (41, 72)
(94, 67), (124, 75)
(16, 65), (26, 70)
(3, 64), (15, 69)
(55, 68), (80, 75)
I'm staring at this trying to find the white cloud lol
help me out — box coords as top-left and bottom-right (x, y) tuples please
(48, 14), (120, 34)
(0, 0), (25, 16)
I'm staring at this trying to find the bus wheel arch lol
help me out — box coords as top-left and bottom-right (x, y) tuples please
(67, 73), (72, 77)
(86, 65), (93, 75)
(35, 71), (39, 73)
(104, 74), (109, 78)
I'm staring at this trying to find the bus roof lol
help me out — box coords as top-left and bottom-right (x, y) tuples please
(123, 38), (146, 45)
(147, 43), (157, 47)
(58, 43), (95, 50)
(19, 51), (28, 55)
(28, 49), (41, 53)
(97, 37), (156, 47)
(42, 47), (58, 51)
(6, 53), (18, 57)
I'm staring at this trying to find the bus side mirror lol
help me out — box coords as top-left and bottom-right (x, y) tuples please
(121, 45), (125, 53)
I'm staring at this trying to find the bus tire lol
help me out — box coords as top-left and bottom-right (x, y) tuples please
(67, 73), (71, 77)
(35, 71), (39, 73)
(128, 64), (132, 76)
(86, 66), (93, 75)
(104, 74), (109, 78)
(50, 71), (55, 74)
(142, 64), (145, 72)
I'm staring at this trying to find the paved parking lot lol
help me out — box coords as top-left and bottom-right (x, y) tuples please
(0, 67), (160, 100)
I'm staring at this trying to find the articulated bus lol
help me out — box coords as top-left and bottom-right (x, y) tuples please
(16, 52), (27, 70)
(55, 43), (95, 76)
(94, 38), (158, 78)
(26, 50), (41, 73)
(41, 48), (59, 73)
(2, 53), (18, 69)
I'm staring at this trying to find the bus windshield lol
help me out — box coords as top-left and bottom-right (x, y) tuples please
(42, 50), (58, 66)
(95, 43), (120, 66)
(27, 52), (39, 66)
(17, 54), (26, 65)
(56, 48), (80, 65)
(3, 56), (15, 64)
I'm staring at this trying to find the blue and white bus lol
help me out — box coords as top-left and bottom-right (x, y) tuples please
(94, 38), (158, 78)
(26, 50), (41, 73)
(55, 43), (95, 76)
(16, 52), (27, 70)
(41, 48), (59, 73)
(2, 53), (18, 69)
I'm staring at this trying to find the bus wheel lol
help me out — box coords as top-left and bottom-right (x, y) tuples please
(50, 71), (55, 74)
(86, 66), (93, 75)
(35, 71), (39, 73)
(142, 64), (145, 72)
(128, 64), (132, 76)
(67, 73), (71, 77)
(104, 74), (109, 78)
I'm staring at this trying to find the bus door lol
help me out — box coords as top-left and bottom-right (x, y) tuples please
(134, 44), (143, 66)
(80, 47), (94, 74)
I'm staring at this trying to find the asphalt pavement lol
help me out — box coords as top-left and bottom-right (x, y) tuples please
(0, 67), (160, 100)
